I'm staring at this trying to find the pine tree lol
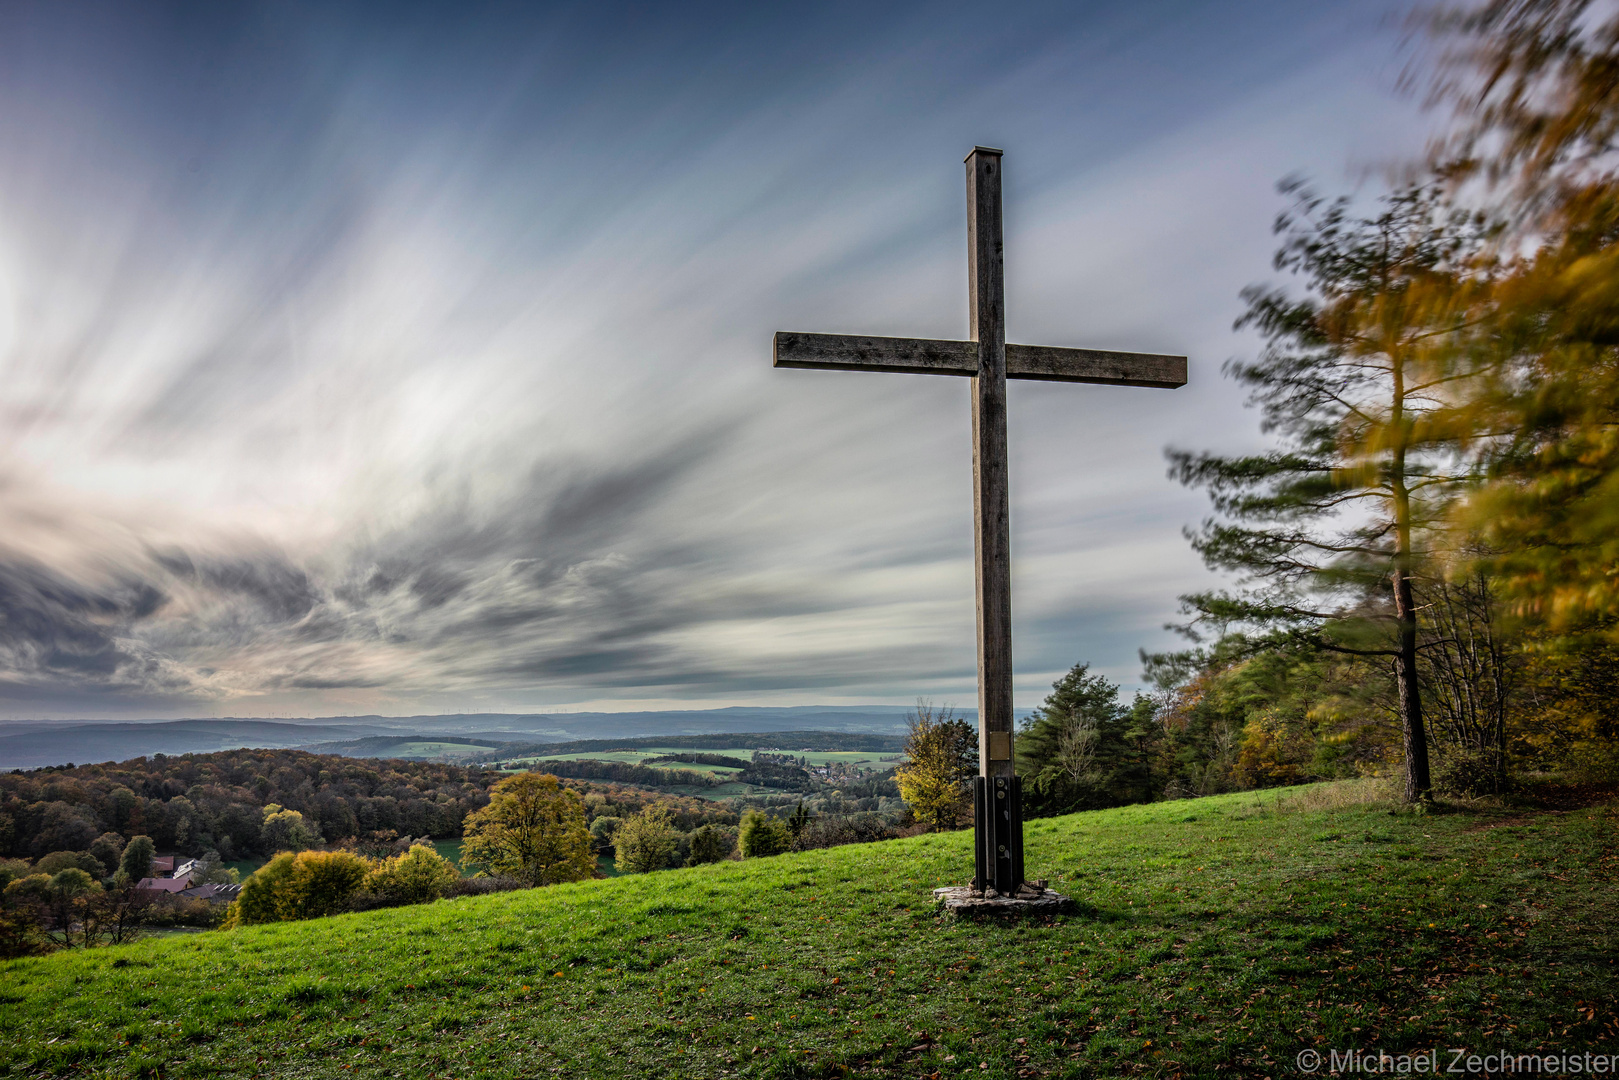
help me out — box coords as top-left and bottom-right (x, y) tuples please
(1016, 663), (1148, 812)
(1170, 184), (1488, 802)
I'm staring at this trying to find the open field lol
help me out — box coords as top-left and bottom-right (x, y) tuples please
(506, 746), (895, 775)
(750, 751), (895, 768)
(393, 741), (497, 757)
(2, 782), (1614, 1079)
(507, 750), (748, 776)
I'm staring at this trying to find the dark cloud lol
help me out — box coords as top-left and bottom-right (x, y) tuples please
(0, 425), (776, 704)
(194, 557), (321, 623)
(0, 556), (165, 686)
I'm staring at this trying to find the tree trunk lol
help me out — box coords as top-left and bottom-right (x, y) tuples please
(1390, 353), (1432, 804)
(1392, 566), (1432, 802)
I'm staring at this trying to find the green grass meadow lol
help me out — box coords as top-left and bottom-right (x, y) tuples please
(2, 783), (1614, 1078)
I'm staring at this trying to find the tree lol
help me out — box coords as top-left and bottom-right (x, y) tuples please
(41, 869), (100, 948)
(226, 852), (297, 927)
(1419, 0), (1619, 650)
(614, 806), (680, 873)
(786, 801), (813, 840)
(364, 845), (459, 904)
(0, 869), (46, 958)
(459, 773), (593, 886)
(88, 833), (125, 877)
(260, 806), (321, 853)
(739, 811), (791, 858)
(3, 874), (53, 954)
(190, 851), (240, 886)
(1017, 663), (1152, 812)
(84, 880), (152, 947)
(0, 858), (31, 890)
(117, 835), (155, 884)
(893, 701), (977, 830)
(36, 851), (105, 878)
(225, 850), (374, 925)
(687, 824), (735, 865)
(588, 816), (623, 855)
(1169, 184), (1488, 802)
(278, 851), (371, 919)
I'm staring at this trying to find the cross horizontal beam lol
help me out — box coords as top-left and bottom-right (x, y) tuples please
(773, 330), (1187, 389)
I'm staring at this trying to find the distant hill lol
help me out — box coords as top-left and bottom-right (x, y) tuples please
(0, 719), (399, 771)
(0, 706), (953, 770)
(298, 736), (511, 761)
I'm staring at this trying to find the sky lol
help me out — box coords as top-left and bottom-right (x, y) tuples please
(0, 0), (1440, 719)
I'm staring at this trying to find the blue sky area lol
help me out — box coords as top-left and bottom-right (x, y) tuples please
(0, 0), (1436, 717)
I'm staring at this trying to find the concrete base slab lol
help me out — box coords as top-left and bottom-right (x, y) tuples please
(932, 881), (1076, 919)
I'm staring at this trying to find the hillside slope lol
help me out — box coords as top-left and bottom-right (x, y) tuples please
(2, 784), (1614, 1079)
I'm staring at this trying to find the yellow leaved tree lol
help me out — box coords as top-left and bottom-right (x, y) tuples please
(459, 772), (594, 886)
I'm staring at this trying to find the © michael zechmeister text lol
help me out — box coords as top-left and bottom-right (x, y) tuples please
(1295, 1047), (1617, 1074)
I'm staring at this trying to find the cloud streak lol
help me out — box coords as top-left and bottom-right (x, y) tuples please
(0, 0), (1430, 716)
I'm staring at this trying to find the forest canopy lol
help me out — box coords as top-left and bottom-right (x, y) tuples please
(0, 749), (729, 863)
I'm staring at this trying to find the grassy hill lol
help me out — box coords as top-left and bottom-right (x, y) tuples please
(2, 782), (1614, 1078)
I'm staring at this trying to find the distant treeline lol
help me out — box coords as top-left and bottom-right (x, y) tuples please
(737, 758), (816, 792)
(526, 753), (822, 793)
(522, 759), (723, 789)
(0, 749), (731, 862)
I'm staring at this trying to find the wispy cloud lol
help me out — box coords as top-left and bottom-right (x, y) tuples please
(0, 0), (1429, 716)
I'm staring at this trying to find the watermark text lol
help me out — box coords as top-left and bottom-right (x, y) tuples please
(1296, 1048), (1614, 1074)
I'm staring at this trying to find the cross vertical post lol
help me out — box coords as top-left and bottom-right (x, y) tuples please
(965, 148), (1022, 894)
(770, 147), (1186, 907)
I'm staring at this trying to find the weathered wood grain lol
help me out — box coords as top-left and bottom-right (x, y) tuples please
(772, 332), (975, 375)
(1006, 343), (1186, 388)
(774, 332), (1186, 389)
(966, 146), (1017, 785)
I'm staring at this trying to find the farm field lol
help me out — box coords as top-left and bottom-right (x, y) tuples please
(509, 750), (746, 774)
(507, 747), (894, 772)
(3, 781), (1613, 1079)
(706, 780), (768, 797)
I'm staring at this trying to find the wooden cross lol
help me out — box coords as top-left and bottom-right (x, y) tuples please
(773, 147), (1187, 895)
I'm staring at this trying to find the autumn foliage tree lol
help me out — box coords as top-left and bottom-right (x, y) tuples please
(364, 844), (461, 904)
(459, 772), (593, 886)
(613, 805), (679, 873)
(1150, 0), (1619, 797)
(1420, 0), (1619, 644)
(893, 701), (976, 830)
